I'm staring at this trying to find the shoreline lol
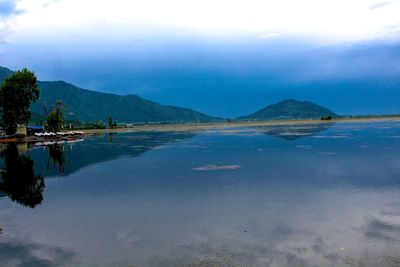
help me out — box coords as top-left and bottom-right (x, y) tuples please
(82, 116), (400, 135)
(2, 116), (399, 143)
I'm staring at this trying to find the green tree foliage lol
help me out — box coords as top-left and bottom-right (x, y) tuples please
(0, 69), (40, 134)
(108, 114), (113, 128)
(46, 100), (64, 132)
(96, 120), (106, 129)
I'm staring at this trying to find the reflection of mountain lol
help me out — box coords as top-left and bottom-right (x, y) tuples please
(255, 123), (334, 140)
(31, 131), (196, 177)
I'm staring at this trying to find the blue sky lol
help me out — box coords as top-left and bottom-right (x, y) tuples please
(0, 0), (400, 117)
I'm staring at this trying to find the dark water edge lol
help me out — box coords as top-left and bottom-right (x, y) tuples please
(0, 122), (400, 266)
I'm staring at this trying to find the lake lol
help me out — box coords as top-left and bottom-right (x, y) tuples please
(1, 121), (400, 267)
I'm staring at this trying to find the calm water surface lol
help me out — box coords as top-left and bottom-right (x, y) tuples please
(1, 121), (400, 266)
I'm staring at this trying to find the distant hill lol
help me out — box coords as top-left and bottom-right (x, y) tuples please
(0, 66), (13, 82)
(0, 67), (218, 123)
(240, 99), (337, 120)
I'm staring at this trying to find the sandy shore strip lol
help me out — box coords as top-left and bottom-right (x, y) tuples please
(82, 116), (400, 135)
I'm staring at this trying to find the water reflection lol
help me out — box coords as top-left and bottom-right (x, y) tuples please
(32, 131), (196, 177)
(0, 131), (196, 208)
(108, 132), (116, 142)
(0, 123), (400, 266)
(255, 122), (334, 140)
(0, 240), (77, 267)
(0, 144), (45, 208)
(47, 144), (68, 173)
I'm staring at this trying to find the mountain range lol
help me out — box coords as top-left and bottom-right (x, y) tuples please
(0, 67), (218, 123)
(0, 66), (338, 123)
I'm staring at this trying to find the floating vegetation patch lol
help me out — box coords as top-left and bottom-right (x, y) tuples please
(219, 132), (261, 137)
(312, 135), (348, 139)
(193, 164), (242, 171)
(375, 126), (394, 129)
(207, 128), (261, 137)
(253, 124), (334, 140)
(129, 145), (147, 148)
(180, 144), (208, 149)
(126, 135), (150, 140)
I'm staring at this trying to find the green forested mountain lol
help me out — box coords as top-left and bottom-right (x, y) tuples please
(240, 99), (337, 120)
(33, 81), (219, 123)
(0, 67), (218, 123)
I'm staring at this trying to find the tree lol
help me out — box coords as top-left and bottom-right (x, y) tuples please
(108, 114), (113, 128)
(45, 100), (64, 132)
(96, 120), (105, 129)
(0, 69), (40, 135)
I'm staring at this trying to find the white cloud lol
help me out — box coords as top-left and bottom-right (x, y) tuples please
(3, 0), (400, 44)
(260, 32), (281, 39)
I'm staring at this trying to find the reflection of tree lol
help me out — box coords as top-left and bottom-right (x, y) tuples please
(0, 144), (45, 208)
(108, 132), (116, 143)
(47, 144), (67, 173)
